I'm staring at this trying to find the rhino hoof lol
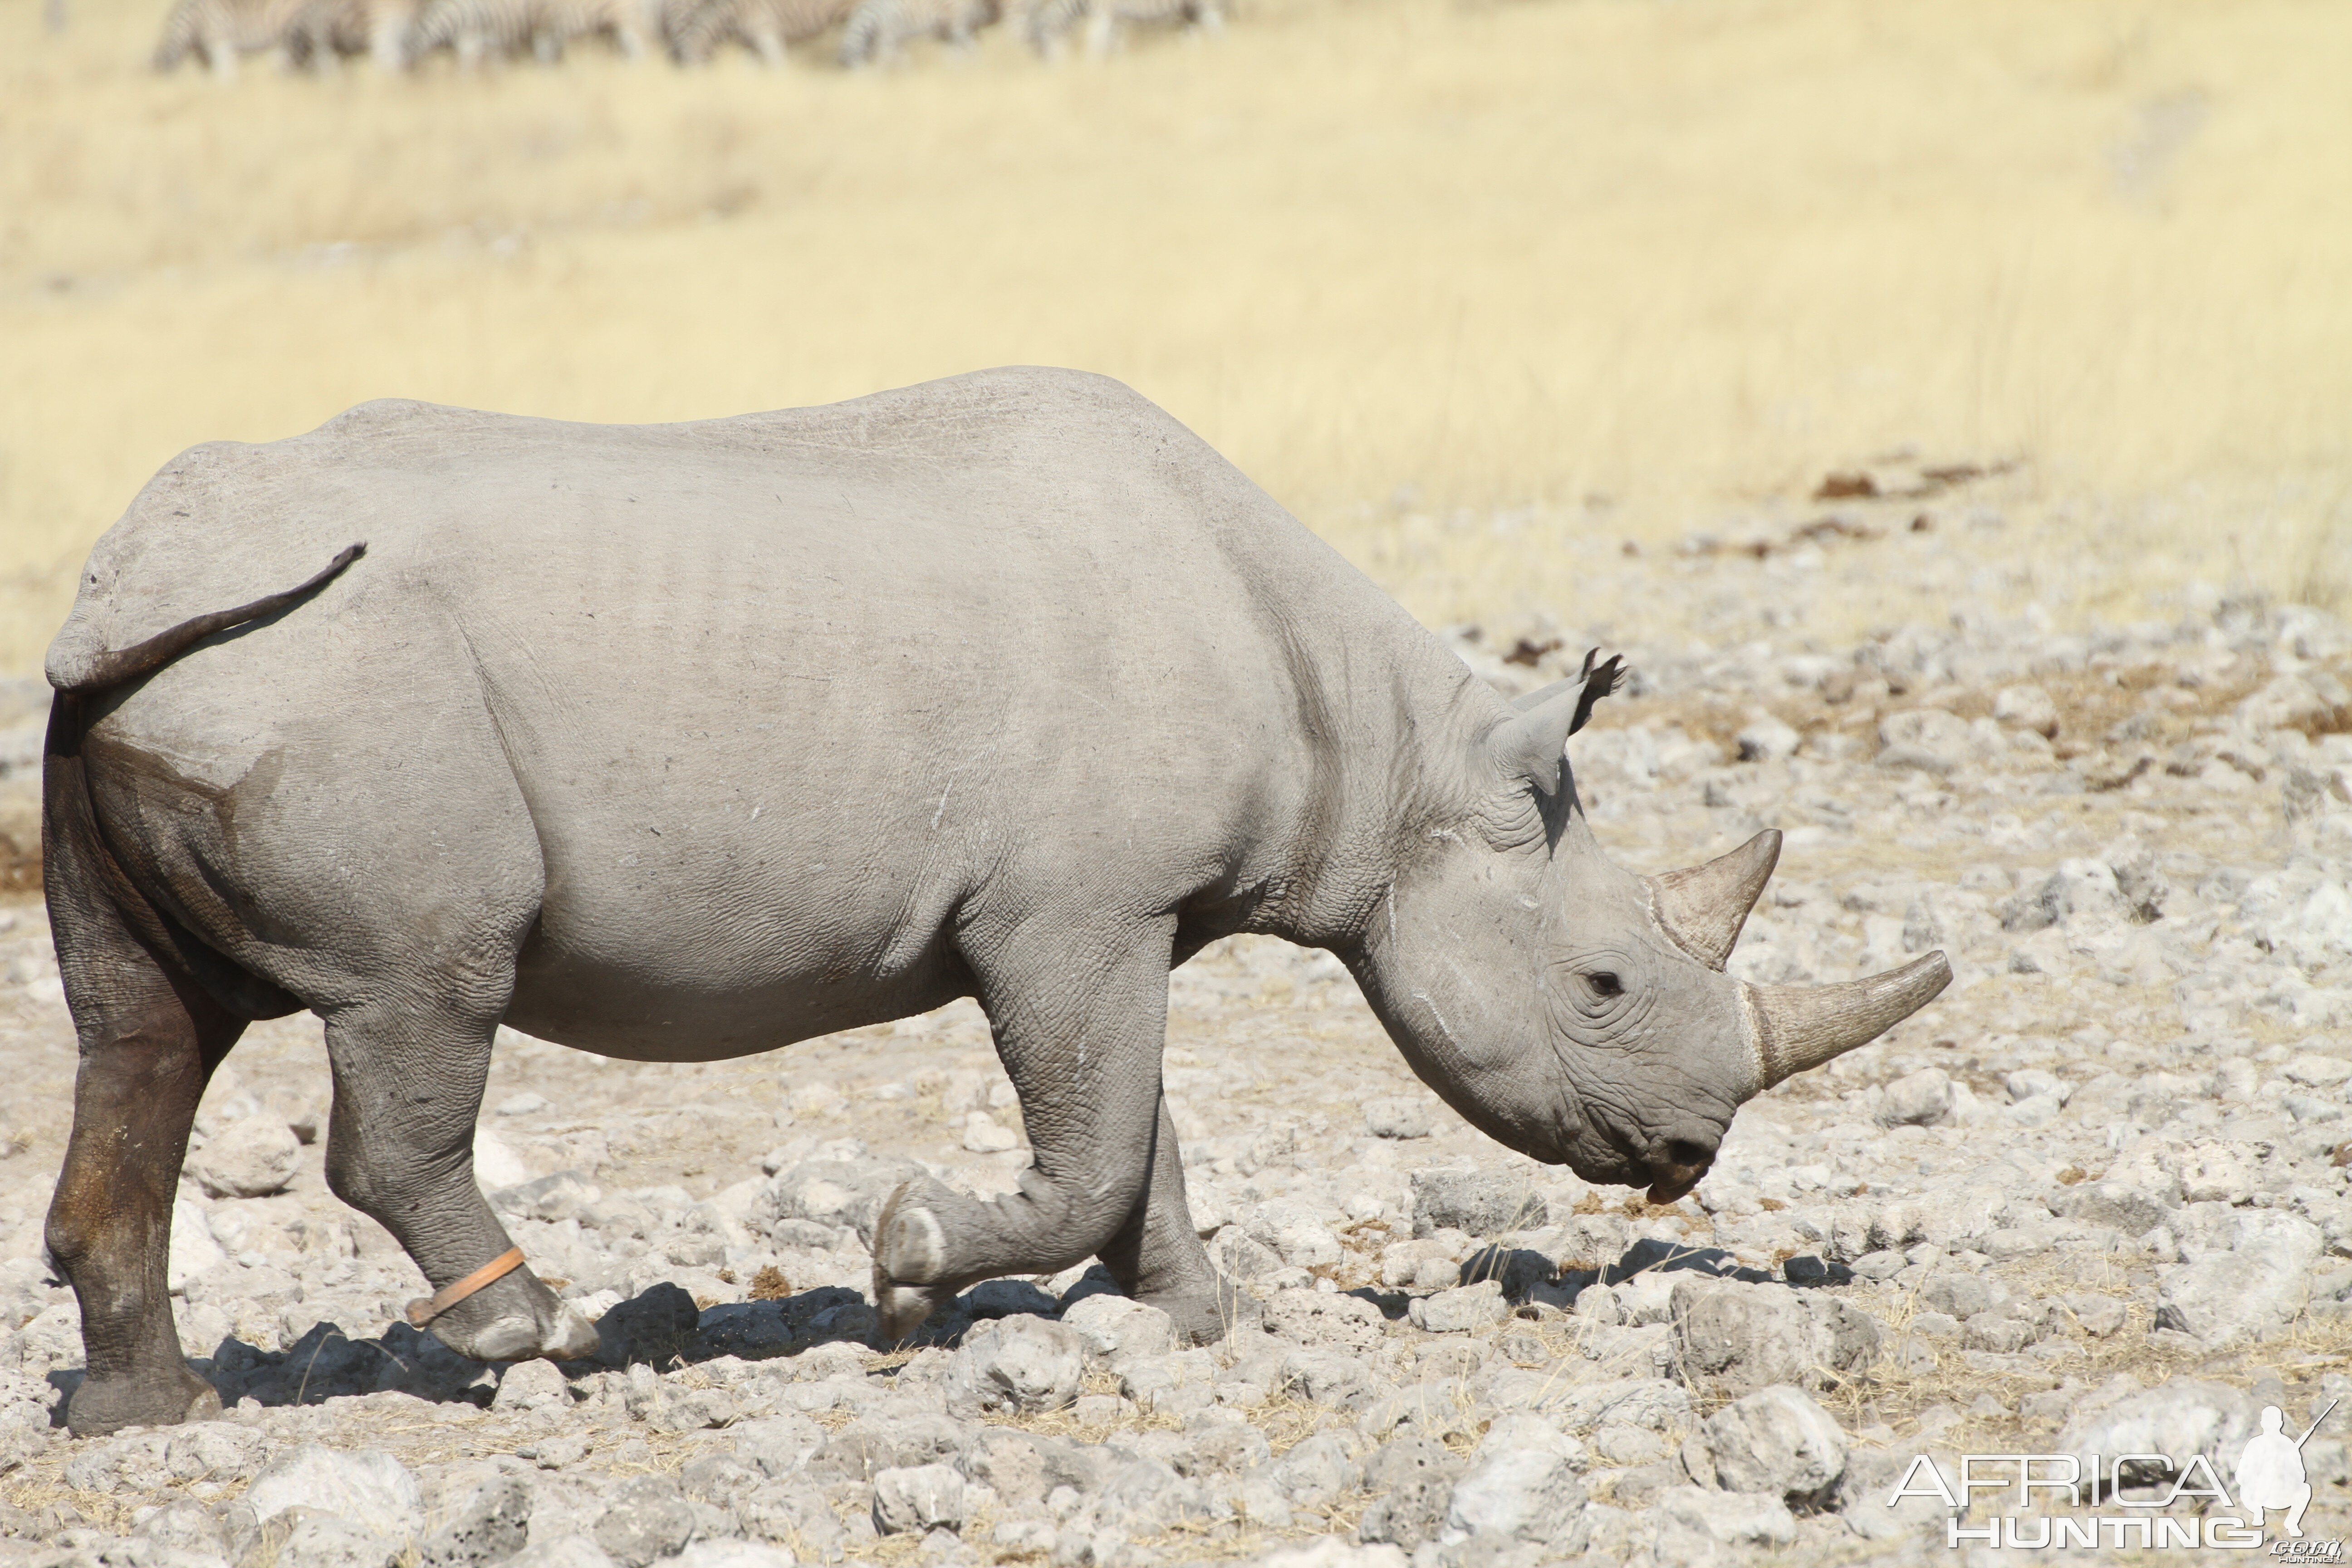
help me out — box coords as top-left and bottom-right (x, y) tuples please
(874, 1279), (944, 1343)
(65, 1367), (221, 1438)
(1146, 1278), (1257, 1346)
(871, 1180), (961, 1340)
(545, 1302), (602, 1359)
(876, 1193), (948, 1285)
(437, 1299), (602, 1362)
(443, 1313), (546, 1362)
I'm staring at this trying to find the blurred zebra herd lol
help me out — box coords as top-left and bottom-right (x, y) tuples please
(152, 0), (1220, 74)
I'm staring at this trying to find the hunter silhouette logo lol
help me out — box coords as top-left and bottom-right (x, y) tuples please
(2239, 1399), (2336, 1540)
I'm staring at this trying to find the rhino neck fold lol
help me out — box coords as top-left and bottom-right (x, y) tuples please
(1241, 632), (1514, 957)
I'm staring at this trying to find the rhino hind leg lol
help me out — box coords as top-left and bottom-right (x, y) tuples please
(320, 990), (597, 1367)
(44, 857), (246, 1436)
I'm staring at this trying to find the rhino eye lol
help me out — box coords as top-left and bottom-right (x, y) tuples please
(1586, 970), (1624, 997)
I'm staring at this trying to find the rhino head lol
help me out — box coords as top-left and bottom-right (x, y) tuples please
(1346, 657), (1950, 1200)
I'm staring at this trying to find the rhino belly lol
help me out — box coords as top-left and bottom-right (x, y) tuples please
(500, 964), (969, 1063)
(501, 838), (975, 1062)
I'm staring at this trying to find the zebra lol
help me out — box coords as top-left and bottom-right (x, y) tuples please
(633, 0), (707, 55)
(836, 0), (995, 66)
(1019, 0), (1215, 59)
(285, 0), (427, 69)
(152, 0), (309, 77)
(406, 0), (659, 64)
(671, 0), (855, 64)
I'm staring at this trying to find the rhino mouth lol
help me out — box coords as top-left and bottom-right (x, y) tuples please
(1641, 1136), (1718, 1205)
(1644, 1158), (1711, 1205)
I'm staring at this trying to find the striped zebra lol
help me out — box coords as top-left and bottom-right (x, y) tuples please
(671, 0), (853, 64)
(636, 0), (707, 54)
(407, 0), (659, 63)
(836, 0), (995, 66)
(1019, 0), (1215, 58)
(152, 0), (309, 77)
(285, 0), (427, 69)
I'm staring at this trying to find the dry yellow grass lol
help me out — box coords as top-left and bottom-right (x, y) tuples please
(1, 0), (2347, 673)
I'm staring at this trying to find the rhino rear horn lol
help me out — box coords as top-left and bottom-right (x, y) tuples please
(1744, 951), (1952, 1090)
(1646, 828), (1780, 970)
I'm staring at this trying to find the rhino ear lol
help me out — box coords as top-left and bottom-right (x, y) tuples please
(1490, 649), (1626, 794)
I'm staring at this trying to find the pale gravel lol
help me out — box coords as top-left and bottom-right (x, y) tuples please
(0, 509), (2348, 1567)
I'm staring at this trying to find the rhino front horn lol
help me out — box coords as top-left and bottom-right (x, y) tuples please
(1648, 828), (1780, 970)
(1743, 951), (1952, 1090)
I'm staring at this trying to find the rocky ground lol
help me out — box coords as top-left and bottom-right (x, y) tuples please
(0, 496), (2349, 1568)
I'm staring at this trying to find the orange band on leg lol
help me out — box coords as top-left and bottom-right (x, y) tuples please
(404, 1246), (527, 1328)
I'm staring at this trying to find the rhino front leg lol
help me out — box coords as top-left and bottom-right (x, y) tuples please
(1094, 1097), (1241, 1343)
(321, 999), (599, 1364)
(872, 917), (1177, 1338)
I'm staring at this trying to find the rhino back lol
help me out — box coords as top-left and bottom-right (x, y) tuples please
(60, 369), (1439, 1054)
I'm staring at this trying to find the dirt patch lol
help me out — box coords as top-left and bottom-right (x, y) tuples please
(0, 833), (37, 900)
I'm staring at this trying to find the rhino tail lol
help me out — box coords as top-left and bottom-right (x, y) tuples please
(49, 543), (366, 696)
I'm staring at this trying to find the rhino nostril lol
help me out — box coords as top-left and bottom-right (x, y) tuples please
(1662, 1139), (1713, 1170)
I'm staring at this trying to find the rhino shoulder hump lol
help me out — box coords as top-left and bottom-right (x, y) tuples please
(312, 397), (472, 437)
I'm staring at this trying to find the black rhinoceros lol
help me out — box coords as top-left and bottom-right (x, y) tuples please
(39, 367), (1945, 1436)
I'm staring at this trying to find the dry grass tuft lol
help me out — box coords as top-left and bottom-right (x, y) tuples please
(1588, 644), (2331, 782)
(0, 835), (38, 899)
(1814, 1254), (2352, 1462)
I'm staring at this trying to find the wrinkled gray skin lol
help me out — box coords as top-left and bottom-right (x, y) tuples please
(40, 368), (1945, 1437)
